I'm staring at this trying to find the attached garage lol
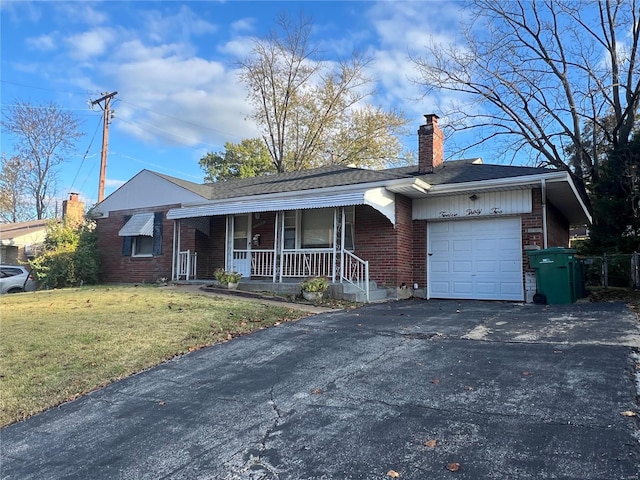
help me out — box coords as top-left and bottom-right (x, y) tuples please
(427, 217), (524, 301)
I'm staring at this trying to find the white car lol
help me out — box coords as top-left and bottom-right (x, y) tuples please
(0, 265), (37, 294)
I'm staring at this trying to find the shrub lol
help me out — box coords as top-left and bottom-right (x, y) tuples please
(30, 219), (100, 289)
(214, 268), (242, 284)
(300, 277), (329, 292)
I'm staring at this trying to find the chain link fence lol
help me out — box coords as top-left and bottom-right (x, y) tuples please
(580, 252), (640, 289)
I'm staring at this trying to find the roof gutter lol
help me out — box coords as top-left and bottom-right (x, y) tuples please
(425, 171), (569, 195)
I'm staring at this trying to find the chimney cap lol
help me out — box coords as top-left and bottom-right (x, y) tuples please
(424, 113), (439, 124)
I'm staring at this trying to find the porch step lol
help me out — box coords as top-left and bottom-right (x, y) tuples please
(341, 281), (391, 303)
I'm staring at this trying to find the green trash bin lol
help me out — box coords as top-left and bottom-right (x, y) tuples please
(527, 248), (577, 305)
(573, 257), (587, 299)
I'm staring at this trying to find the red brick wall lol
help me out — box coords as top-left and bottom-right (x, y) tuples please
(96, 206), (178, 283)
(354, 196), (414, 287)
(521, 187), (570, 272)
(412, 220), (427, 287)
(252, 212), (277, 249)
(546, 201), (570, 247)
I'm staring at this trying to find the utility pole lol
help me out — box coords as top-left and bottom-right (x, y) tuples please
(91, 91), (118, 203)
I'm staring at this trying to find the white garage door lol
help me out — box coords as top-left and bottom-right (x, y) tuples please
(427, 217), (524, 301)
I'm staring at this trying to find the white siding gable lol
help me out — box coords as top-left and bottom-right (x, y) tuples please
(413, 190), (532, 220)
(93, 170), (206, 216)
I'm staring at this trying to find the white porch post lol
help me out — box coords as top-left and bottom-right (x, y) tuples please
(171, 219), (178, 281)
(340, 207), (346, 282)
(225, 215), (233, 271)
(273, 211), (279, 283)
(278, 211), (285, 283)
(331, 208), (338, 282)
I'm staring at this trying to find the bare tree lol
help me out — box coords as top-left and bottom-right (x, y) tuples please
(238, 13), (410, 172)
(0, 154), (30, 223)
(1, 100), (83, 219)
(411, 0), (639, 184)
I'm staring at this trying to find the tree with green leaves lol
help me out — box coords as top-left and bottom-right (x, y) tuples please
(1, 100), (83, 219)
(0, 154), (29, 223)
(237, 13), (411, 173)
(199, 138), (276, 182)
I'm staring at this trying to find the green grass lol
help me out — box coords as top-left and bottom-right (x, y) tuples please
(0, 285), (309, 427)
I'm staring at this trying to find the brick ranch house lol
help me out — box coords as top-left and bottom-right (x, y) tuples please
(92, 114), (592, 302)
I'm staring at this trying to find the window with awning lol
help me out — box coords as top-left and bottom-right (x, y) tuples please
(118, 213), (155, 237)
(120, 212), (163, 257)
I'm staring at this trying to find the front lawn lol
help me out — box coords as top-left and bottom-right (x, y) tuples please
(0, 285), (308, 427)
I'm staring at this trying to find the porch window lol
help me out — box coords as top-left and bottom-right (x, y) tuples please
(283, 210), (297, 249)
(233, 215), (249, 249)
(302, 208), (333, 248)
(282, 207), (355, 250)
(344, 207), (354, 251)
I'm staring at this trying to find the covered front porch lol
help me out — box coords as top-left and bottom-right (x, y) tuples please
(168, 208), (389, 303)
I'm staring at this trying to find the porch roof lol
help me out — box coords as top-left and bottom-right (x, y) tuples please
(166, 187), (397, 225)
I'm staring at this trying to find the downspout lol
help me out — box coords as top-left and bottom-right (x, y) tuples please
(541, 179), (548, 249)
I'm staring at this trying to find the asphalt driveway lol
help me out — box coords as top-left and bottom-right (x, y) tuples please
(2, 299), (640, 479)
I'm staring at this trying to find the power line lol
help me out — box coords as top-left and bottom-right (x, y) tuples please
(0, 79), (99, 96)
(118, 98), (247, 140)
(68, 116), (103, 194)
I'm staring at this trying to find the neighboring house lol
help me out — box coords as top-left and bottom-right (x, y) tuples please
(0, 219), (49, 264)
(92, 114), (592, 302)
(0, 193), (86, 265)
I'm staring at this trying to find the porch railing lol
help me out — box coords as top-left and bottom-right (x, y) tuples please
(177, 250), (197, 280)
(250, 250), (276, 277)
(342, 250), (369, 302)
(280, 249), (334, 278)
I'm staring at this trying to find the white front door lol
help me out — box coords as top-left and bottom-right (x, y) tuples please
(427, 217), (524, 301)
(231, 214), (251, 277)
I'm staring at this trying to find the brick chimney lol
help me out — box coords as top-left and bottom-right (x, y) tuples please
(418, 114), (444, 173)
(62, 192), (85, 227)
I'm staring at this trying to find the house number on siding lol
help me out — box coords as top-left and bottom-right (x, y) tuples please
(439, 211), (459, 218)
(466, 209), (482, 216)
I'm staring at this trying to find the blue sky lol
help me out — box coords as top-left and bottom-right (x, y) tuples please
(1, 0), (479, 209)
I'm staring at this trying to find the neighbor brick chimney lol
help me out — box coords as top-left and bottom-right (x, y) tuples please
(62, 192), (85, 227)
(418, 114), (444, 173)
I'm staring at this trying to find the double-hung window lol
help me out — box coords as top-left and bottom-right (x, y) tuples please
(283, 207), (354, 250)
(119, 212), (163, 257)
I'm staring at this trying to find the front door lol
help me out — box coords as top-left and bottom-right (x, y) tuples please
(231, 214), (251, 277)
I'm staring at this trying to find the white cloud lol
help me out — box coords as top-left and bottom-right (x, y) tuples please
(65, 27), (117, 61)
(26, 33), (57, 51)
(141, 5), (217, 44)
(56, 2), (107, 26)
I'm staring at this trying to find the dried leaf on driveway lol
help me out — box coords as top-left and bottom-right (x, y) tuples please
(620, 410), (637, 417)
(431, 378), (440, 384)
(446, 462), (461, 472)
(424, 439), (437, 448)
(311, 388), (323, 394)
(386, 470), (400, 478)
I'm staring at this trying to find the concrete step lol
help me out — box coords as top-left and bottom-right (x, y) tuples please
(341, 281), (390, 303)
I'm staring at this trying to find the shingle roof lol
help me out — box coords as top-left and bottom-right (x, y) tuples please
(157, 160), (559, 200)
(0, 219), (50, 241)
(414, 159), (554, 185)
